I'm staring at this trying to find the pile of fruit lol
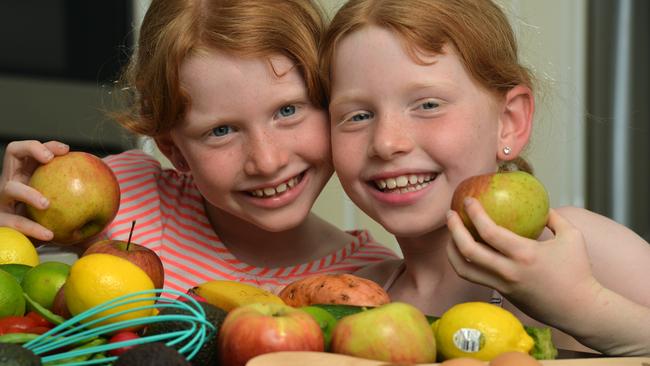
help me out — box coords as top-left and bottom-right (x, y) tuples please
(0, 152), (558, 365)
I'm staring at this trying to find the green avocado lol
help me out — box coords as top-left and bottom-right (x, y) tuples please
(311, 303), (440, 324)
(0, 343), (42, 366)
(114, 342), (190, 366)
(145, 301), (226, 366)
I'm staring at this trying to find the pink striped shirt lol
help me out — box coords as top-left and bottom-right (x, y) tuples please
(100, 150), (398, 295)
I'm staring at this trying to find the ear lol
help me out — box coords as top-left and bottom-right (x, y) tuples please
(154, 134), (190, 172)
(497, 85), (534, 161)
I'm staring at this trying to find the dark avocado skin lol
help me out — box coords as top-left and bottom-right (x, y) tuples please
(114, 342), (191, 366)
(0, 343), (42, 366)
(144, 301), (227, 366)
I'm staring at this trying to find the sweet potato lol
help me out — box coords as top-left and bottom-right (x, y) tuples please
(279, 273), (390, 307)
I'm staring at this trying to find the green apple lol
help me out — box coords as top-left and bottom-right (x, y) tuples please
(26, 151), (120, 245)
(330, 302), (436, 363)
(21, 261), (70, 310)
(300, 305), (338, 351)
(451, 171), (549, 241)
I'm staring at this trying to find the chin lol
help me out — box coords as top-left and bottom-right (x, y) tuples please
(376, 213), (445, 238)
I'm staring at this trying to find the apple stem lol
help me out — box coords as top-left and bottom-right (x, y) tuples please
(127, 220), (136, 251)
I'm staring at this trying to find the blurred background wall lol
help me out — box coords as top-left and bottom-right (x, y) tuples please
(1, 0), (648, 255)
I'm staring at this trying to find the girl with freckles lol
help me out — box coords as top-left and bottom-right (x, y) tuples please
(321, 0), (650, 355)
(0, 0), (398, 296)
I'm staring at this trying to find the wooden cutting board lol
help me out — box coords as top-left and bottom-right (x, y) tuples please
(246, 351), (650, 366)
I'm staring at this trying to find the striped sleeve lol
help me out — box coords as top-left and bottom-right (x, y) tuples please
(102, 150), (164, 253)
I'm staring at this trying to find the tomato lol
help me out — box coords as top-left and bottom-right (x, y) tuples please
(0, 316), (37, 335)
(108, 331), (141, 356)
(25, 311), (53, 327)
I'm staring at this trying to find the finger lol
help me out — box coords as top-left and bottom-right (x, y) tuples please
(447, 209), (512, 272)
(42, 140), (70, 157)
(3, 140), (55, 166)
(446, 239), (501, 290)
(463, 197), (534, 256)
(545, 209), (573, 235)
(2, 180), (50, 210)
(0, 212), (53, 241)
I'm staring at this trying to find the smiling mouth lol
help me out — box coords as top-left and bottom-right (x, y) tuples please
(371, 173), (436, 193)
(248, 172), (305, 198)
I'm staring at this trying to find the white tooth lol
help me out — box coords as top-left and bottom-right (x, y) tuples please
(409, 175), (418, 184)
(409, 186), (417, 192)
(264, 187), (276, 196)
(396, 176), (408, 188)
(417, 175), (425, 183)
(288, 178), (296, 188)
(255, 189), (264, 197)
(276, 183), (287, 193)
(386, 178), (397, 189)
(377, 180), (387, 189)
(399, 187), (409, 193)
(416, 184), (423, 190)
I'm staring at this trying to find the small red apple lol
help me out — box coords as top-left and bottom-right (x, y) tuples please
(218, 303), (324, 366)
(52, 285), (72, 319)
(83, 239), (165, 289)
(26, 151), (120, 245)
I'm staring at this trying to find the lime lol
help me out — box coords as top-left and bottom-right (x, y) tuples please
(300, 305), (338, 350)
(0, 263), (33, 283)
(0, 227), (39, 266)
(65, 253), (155, 329)
(21, 261), (70, 310)
(434, 302), (534, 361)
(0, 268), (26, 317)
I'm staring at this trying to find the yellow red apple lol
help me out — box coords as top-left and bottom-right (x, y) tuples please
(26, 151), (120, 245)
(218, 303), (324, 366)
(330, 302), (436, 363)
(83, 239), (164, 289)
(451, 171), (549, 241)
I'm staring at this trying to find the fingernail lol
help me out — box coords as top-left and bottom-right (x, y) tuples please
(42, 230), (54, 240)
(45, 151), (54, 161)
(40, 197), (49, 208)
(464, 197), (474, 206)
(59, 142), (69, 150)
(446, 210), (454, 219)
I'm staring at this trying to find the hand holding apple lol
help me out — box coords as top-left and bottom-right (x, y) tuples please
(218, 303), (324, 366)
(330, 302), (436, 363)
(451, 171), (549, 241)
(26, 151), (120, 245)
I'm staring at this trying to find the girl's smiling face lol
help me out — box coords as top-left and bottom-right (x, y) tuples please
(160, 50), (332, 232)
(329, 26), (504, 237)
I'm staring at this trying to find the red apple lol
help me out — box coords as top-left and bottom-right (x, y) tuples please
(26, 151), (120, 245)
(52, 285), (72, 319)
(83, 239), (165, 289)
(330, 302), (436, 363)
(218, 303), (324, 366)
(451, 171), (549, 242)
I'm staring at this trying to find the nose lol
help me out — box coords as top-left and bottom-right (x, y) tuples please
(367, 113), (414, 160)
(243, 130), (289, 176)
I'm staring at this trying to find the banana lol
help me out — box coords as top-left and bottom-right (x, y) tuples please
(190, 280), (285, 311)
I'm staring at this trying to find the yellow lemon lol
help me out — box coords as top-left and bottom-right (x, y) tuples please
(65, 253), (155, 329)
(0, 227), (39, 266)
(434, 302), (534, 361)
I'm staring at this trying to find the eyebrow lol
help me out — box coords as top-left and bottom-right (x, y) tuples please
(330, 80), (454, 108)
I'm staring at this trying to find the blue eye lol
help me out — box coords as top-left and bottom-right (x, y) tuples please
(211, 125), (233, 137)
(278, 105), (296, 117)
(421, 100), (439, 110)
(350, 112), (372, 122)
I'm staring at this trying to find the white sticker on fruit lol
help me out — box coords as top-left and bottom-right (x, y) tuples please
(452, 328), (483, 353)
